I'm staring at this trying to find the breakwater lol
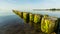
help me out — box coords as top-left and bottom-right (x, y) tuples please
(12, 10), (59, 34)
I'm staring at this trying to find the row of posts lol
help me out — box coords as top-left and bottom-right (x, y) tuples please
(13, 10), (59, 34)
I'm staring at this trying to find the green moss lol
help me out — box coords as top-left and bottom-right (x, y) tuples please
(13, 10), (23, 18)
(23, 12), (29, 23)
(29, 13), (34, 22)
(41, 16), (58, 34)
(34, 14), (42, 23)
(17, 11), (23, 18)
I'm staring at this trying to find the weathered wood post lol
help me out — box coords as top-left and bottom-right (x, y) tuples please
(17, 11), (23, 18)
(34, 14), (42, 24)
(33, 14), (42, 32)
(12, 10), (23, 18)
(23, 12), (29, 23)
(29, 13), (34, 22)
(41, 15), (58, 34)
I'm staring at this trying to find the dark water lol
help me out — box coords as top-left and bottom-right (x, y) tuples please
(0, 11), (60, 34)
(0, 15), (24, 34)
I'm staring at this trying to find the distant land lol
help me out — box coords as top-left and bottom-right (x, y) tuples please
(33, 8), (60, 11)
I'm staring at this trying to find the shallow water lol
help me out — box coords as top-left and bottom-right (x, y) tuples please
(0, 15), (43, 34)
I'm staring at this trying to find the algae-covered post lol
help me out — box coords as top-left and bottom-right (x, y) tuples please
(17, 11), (23, 18)
(41, 16), (58, 34)
(33, 14), (43, 32)
(23, 12), (29, 23)
(12, 10), (18, 15)
(34, 14), (42, 24)
(12, 10), (23, 18)
(29, 13), (34, 22)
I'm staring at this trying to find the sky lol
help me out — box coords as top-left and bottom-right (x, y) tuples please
(0, 0), (60, 10)
(0, 0), (60, 16)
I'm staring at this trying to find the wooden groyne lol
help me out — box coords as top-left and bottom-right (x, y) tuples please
(12, 10), (59, 34)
